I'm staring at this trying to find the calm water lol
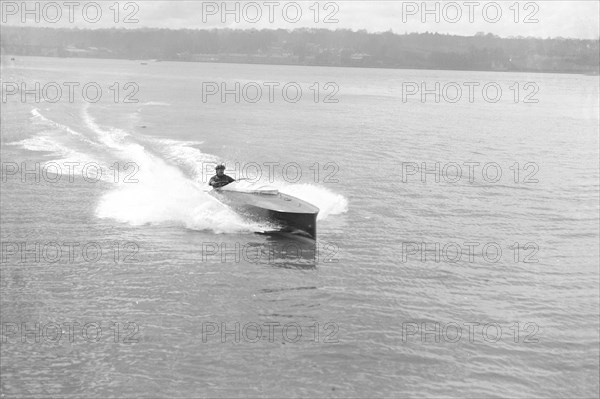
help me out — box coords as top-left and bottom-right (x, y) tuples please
(1, 56), (599, 398)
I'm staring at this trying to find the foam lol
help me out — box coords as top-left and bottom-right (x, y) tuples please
(18, 107), (349, 233)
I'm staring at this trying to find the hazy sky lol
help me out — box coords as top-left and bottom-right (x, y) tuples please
(2, 1), (599, 39)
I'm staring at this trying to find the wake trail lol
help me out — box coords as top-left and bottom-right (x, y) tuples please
(13, 105), (349, 234)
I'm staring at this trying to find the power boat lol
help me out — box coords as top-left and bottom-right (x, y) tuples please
(209, 181), (319, 239)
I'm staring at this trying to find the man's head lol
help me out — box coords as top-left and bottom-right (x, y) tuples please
(215, 164), (225, 176)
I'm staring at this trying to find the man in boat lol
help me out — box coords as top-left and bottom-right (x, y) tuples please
(209, 164), (235, 188)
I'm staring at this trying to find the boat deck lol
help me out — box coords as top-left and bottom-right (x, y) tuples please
(212, 190), (319, 214)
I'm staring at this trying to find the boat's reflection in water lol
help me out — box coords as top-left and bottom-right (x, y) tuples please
(250, 232), (319, 270)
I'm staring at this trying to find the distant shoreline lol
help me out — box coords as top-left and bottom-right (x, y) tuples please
(2, 26), (599, 75)
(4, 54), (599, 77)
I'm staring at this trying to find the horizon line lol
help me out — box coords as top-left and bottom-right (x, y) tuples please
(2, 25), (599, 42)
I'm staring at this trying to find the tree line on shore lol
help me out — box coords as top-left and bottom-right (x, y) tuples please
(2, 26), (598, 74)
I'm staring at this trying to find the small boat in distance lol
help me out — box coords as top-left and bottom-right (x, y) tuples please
(209, 181), (319, 239)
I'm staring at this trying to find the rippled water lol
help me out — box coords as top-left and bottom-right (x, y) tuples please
(1, 56), (598, 397)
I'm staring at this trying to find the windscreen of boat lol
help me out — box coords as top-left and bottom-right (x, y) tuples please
(220, 181), (279, 195)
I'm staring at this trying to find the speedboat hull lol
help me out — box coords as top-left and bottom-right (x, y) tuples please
(209, 183), (319, 239)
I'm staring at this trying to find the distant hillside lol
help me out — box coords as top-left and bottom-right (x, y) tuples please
(1, 26), (598, 74)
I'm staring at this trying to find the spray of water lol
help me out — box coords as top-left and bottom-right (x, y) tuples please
(14, 106), (348, 234)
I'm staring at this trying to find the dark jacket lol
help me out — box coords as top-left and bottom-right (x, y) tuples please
(209, 174), (235, 188)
